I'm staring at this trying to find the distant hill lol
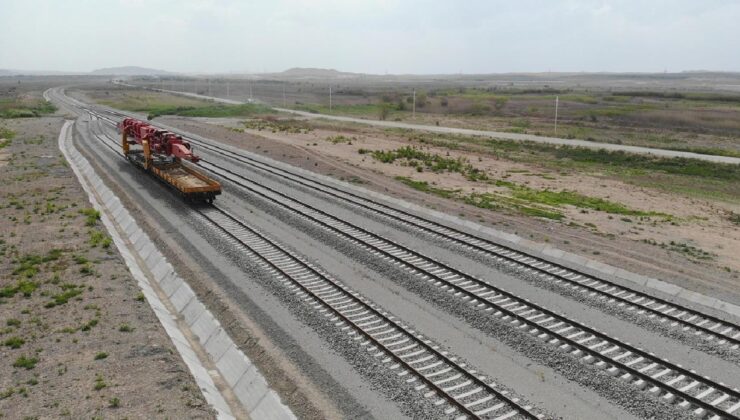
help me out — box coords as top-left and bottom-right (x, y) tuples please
(0, 69), (12, 76)
(276, 67), (360, 79)
(91, 66), (171, 76)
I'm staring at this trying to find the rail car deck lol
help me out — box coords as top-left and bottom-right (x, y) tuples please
(126, 151), (221, 202)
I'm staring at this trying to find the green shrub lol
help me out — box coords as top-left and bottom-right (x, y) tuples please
(4, 336), (25, 349)
(80, 208), (100, 226)
(13, 355), (38, 370)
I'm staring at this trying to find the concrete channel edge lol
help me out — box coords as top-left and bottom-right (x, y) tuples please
(58, 120), (296, 420)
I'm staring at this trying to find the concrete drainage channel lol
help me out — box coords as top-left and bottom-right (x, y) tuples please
(58, 120), (295, 420)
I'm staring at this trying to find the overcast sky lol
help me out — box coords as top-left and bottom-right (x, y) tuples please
(1, 0), (739, 74)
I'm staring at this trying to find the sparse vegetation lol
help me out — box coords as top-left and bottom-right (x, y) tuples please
(45, 285), (83, 308)
(4, 337), (25, 349)
(13, 355), (38, 370)
(369, 146), (489, 181)
(118, 324), (134, 333)
(394, 176), (458, 199)
(0, 98), (56, 119)
(242, 117), (313, 134)
(93, 374), (107, 391)
(145, 103), (273, 120)
(80, 208), (100, 226)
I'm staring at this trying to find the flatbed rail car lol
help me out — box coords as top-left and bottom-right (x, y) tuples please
(118, 118), (221, 203)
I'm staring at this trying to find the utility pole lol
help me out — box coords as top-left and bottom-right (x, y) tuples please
(554, 96), (559, 134)
(329, 85), (332, 111)
(412, 89), (416, 118)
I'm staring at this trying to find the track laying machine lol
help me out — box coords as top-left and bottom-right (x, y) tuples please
(118, 118), (221, 203)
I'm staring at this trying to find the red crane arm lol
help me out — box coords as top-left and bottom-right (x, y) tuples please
(118, 118), (200, 162)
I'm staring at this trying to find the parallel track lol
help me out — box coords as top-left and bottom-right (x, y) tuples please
(197, 158), (740, 420)
(175, 131), (740, 350)
(198, 206), (541, 420)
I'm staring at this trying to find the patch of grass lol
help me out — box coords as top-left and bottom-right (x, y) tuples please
(73, 255), (89, 265)
(395, 176), (564, 220)
(6, 319), (21, 327)
(109, 397), (120, 408)
(145, 103), (273, 120)
(45, 287), (83, 308)
(242, 117), (313, 134)
(549, 147), (740, 181)
(729, 212), (740, 225)
(296, 103), (392, 118)
(79, 263), (94, 275)
(4, 336), (25, 349)
(660, 241), (715, 260)
(509, 188), (665, 216)
(0, 98), (56, 119)
(80, 318), (98, 331)
(118, 324), (134, 333)
(1, 281), (39, 299)
(394, 177), (458, 199)
(463, 193), (565, 220)
(13, 355), (38, 370)
(0, 387), (15, 400)
(371, 146), (488, 181)
(325, 135), (353, 144)
(93, 374), (107, 391)
(94, 352), (108, 360)
(0, 125), (17, 141)
(80, 208), (100, 226)
(88, 229), (110, 247)
(11, 249), (63, 279)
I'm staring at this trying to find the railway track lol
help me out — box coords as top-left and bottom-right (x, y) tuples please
(62, 93), (740, 418)
(195, 159), (740, 419)
(197, 205), (542, 420)
(170, 132), (740, 351)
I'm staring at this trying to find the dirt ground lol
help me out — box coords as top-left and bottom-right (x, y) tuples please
(154, 115), (740, 306)
(0, 116), (214, 419)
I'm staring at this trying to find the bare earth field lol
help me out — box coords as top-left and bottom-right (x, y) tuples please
(0, 86), (213, 418)
(74, 84), (740, 307)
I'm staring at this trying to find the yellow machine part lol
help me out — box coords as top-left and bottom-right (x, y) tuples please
(142, 140), (151, 170)
(121, 131), (129, 154)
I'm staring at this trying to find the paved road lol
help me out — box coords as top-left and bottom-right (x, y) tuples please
(121, 81), (740, 165)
